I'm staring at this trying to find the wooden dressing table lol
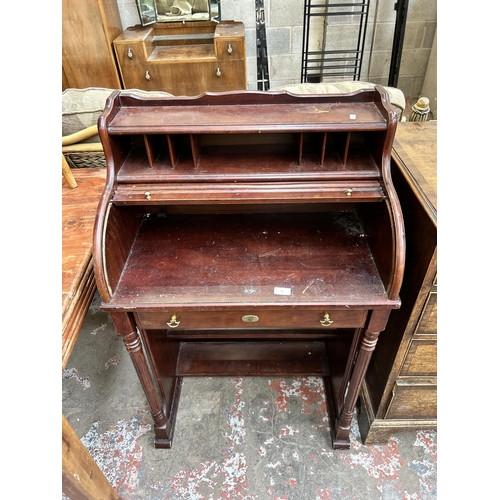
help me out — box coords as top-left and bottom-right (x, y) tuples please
(93, 88), (405, 449)
(113, 21), (246, 95)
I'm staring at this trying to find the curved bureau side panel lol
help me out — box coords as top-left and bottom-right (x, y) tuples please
(93, 198), (113, 302)
(374, 85), (406, 302)
(92, 91), (118, 302)
(383, 172), (406, 302)
(94, 93), (147, 303)
(93, 91), (125, 303)
(104, 204), (144, 294)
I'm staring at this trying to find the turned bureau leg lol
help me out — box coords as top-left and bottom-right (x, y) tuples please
(332, 328), (381, 449)
(139, 329), (183, 449)
(109, 312), (171, 447)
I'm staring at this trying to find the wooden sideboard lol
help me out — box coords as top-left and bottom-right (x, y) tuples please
(62, 0), (123, 90)
(113, 21), (247, 95)
(93, 88), (405, 450)
(359, 121), (437, 442)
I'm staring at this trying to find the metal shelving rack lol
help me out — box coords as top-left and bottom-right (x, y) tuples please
(301, 0), (370, 83)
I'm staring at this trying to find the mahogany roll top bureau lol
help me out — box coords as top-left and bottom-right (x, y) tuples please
(93, 87), (405, 450)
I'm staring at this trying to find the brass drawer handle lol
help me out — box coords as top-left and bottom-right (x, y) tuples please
(345, 188), (353, 197)
(320, 313), (334, 327)
(167, 314), (180, 328)
(144, 191), (151, 200)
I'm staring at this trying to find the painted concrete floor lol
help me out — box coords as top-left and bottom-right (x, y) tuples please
(62, 293), (437, 499)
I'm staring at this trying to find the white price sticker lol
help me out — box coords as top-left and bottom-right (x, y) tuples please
(274, 287), (291, 296)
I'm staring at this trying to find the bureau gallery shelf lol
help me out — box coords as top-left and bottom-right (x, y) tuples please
(94, 88), (405, 450)
(105, 91), (388, 185)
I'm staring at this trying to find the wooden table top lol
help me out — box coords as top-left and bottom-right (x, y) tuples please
(62, 169), (107, 314)
(62, 168), (107, 368)
(392, 120), (437, 223)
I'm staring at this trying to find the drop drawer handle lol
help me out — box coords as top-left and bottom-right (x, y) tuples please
(167, 314), (180, 328)
(216, 68), (221, 77)
(345, 188), (353, 197)
(144, 191), (151, 200)
(320, 313), (334, 327)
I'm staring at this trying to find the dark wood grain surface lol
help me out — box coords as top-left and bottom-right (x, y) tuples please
(108, 102), (386, 133)
(106, 211), (391, 309)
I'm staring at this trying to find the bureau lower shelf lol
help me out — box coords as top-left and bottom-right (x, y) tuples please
(169, 340), (334, 376)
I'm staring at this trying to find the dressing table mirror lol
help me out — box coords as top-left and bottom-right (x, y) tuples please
(135, 0), (221, 26)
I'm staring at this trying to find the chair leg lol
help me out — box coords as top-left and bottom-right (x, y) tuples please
(62, 154), (78, 189)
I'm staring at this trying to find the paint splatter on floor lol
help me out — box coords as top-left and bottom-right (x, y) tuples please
(79, 410), (151, 495)
(168, 378), (256, 500)
(70, 377), (435, 499)
(341, 425), (437, 499)
(62, 367), (90, 389)
(105, 355), (121, 369)
(341, 438), (405, 480)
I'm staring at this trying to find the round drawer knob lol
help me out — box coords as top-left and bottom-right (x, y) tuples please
(144, 191), (151, 200)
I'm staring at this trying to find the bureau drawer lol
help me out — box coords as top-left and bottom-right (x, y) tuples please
(113, 181), (386, 205)
(135, 308), (368, 330)
(400, 339), (437, 377)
